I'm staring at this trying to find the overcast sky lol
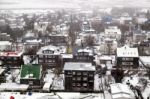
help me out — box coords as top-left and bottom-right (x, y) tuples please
(0, 0), (150, 9)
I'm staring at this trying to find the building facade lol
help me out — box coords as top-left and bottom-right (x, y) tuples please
(64, 62), (95, 92)
(37, 45), (66, 69)
(20, 64), (42, 86)
(74, 48), (94, 64)
(117, 45), (139, 69)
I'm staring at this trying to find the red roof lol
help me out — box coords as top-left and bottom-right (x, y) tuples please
(10, 96), (15, 99)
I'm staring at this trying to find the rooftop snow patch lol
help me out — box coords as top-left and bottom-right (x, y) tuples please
(64, 62), (95, 71)
(117, 45), (139, 57)
(110, 83), (135, 99)
(37, 45), (66, 55)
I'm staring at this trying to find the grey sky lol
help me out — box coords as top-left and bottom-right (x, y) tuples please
(0, 0), (150, 8)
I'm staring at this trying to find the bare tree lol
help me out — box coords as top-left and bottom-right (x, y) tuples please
(105, 40), (113, 55)
(84, 35), (95, 47)
(46, 24), (53, 33)
(68, 28), (76, 47)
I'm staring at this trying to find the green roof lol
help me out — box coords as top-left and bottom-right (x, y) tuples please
(21, 64), (41, 79)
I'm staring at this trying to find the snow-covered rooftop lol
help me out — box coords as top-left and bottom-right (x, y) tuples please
(110, 83), (135, 99)
(0, 51), (24, 57)
(0, 92), (104, 99)
(64, 62), (95, 71)
(61, 54), (73, 59)
(0, 41), (12, 45)
(105, 26), (121, 35)
(0, 83), (29, 91)
(37, 45), (66, 55)
(140, 56), (150, 66)
(117, 45), (139, 57)
(78, 48), (93, 56)
(25, 39), (42, 44)
(99, 55), (112, 60)
(0, 67), (5, 75)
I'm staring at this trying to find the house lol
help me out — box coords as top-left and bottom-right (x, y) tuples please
(103, 38), (117, 55)
(34, 22), (49, 34)
(82, 21), (91, 32)
(0, 41), (12, 51)
(0, 33), (12, 41)
(49, 33), (68, 46)
(37, 45), (66, 69)
(136, 16), (148, 24)
(20, 64), (42, 86)
(73, 47), (94, 64)
(0, 43), (24, 67)
(24, 39), (42, 52)
(119, 13), (132, 24)
(99, 55), (113, 65)
(104, 26), (121, 40)
(116, 45), (139, 69)
(110, 83), (135, 99)
(64, 62), (95, 92)
(132, 30), (147, 44)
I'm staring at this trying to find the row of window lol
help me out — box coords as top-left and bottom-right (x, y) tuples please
(66, 71), (94, 76)
(72, 83), (88, 87)
(50, 39), (66, 42)
(122, 58), (134, 61)
(72, 77), (88, 81)
(39, 59), (56, 63)
(122, 62), (133, 65)
(78, 52), (89, 56)
(42, 50), (54, 54)
(76, 57), (91, 60)
(0, 57), (19, 60)
(39, 55), (56, 58)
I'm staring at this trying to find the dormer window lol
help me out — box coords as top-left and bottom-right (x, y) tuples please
(42, 50), (54, 54)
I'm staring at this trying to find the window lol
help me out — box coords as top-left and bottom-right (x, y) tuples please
(83, 83), (87, 87)
(83, 77), (88, 81)
(73, 72), (76, 75)
(43, 50), (53, 54)
(77, 72), (81, 75)
(14, 57), (17, 60)
(122, 62), (133, 65)
(72, 77), (76, 80)
(67, 71), (72, 75)
(7, 57), (11, 59)
(48, 55), (52, 58)
(77, 77), (81, 81)
(77, 83), (81, 87)
(0, 57), (4, 60)
(39, 55), (43, 58)
(72, 83), (75, 87)
(39, 59), (43, 63)
(122, 58), (133, 61)
(78, 53), (83, 55)
(48, 60), (52, 62)
(29, 81), (33, 85)
(83, 72), (88, 76)
(89, 74), (93, 77)
(84, 53), (88, 56)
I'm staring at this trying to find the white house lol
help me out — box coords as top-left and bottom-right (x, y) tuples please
(104, 26), (121, 40)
